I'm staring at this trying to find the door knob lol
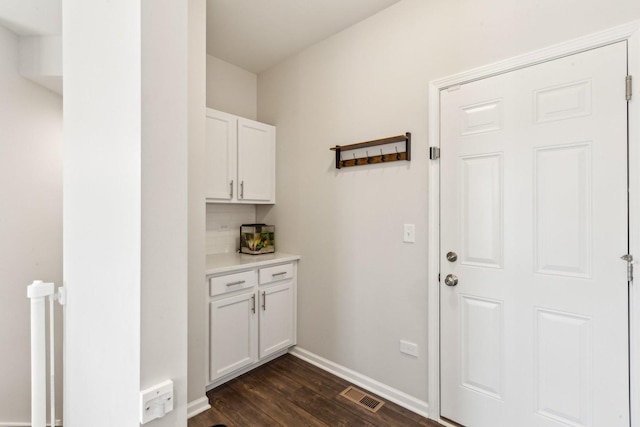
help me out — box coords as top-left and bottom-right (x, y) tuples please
(446, 251), (458, 262)
(444, 274), (458, 287)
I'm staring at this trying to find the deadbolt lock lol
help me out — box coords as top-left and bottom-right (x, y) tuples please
(446, 251), (458, 262)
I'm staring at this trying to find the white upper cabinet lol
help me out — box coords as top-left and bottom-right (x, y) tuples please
(237, 118), (275, 203)
(205, 108), (276, 204)
(205, 109), (236, 201)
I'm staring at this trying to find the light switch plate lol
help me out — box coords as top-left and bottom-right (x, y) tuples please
(140, 379), (173, 424)
(403, 224), (415, 243)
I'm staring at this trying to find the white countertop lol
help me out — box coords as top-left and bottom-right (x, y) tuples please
(205, 252), (301, 275)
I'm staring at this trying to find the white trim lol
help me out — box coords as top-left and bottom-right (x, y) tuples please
(427, 76), (442, 421)
(427, 19), (640, 425)
(289, 347), (430, 419)
(187, 396), (211, 419)
(433, 20), (640, 91)
(0, 422), (62, 427)
(627, 25), (640, 427)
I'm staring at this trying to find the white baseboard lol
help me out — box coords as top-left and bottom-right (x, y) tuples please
(289, 347), (430, 419)
(187, 396), (211, 419)
(3, 400), (208, 426)
(0, 423), (62, 427)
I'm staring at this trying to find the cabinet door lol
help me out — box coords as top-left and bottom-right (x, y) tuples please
(205, 109), (237, 201)
(209, 292), (257, 382)
(259, 282), (294, 358)
(237, 118), (275, 203)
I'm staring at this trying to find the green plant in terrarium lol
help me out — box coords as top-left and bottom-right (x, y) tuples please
(240, 224), (275, 254)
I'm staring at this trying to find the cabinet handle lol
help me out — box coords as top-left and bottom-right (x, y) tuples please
(226, 280), (245, 287)
(272, 272), (287, 277)
(240, 181), (244, 199)
(251, 294), (256, 313)
(229, 180), (234, 199)
(262, 291), (266, 311)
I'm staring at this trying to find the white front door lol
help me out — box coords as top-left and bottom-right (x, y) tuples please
(440, 42), (629, 426)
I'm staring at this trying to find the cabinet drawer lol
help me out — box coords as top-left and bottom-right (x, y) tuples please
(259, 263), (294, 285)
(210, 270), (257, 297)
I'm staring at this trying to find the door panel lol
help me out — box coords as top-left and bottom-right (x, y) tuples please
(535, 308), (592, 426)
(460, 294), (504, 399)
(440, 42), (629, 426)
(534, 143), (591, 277)
(460, 153), (503, 268)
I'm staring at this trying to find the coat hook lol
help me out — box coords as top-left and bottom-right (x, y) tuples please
(352, 153), (357, 165)
(366, 150), (372, 164)
(380, 149), (386, 162)
(395, 146), (401, 160)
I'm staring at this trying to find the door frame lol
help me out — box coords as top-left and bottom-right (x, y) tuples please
(427, 20), (640, 426)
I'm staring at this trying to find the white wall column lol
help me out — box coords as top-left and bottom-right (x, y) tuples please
(187, 0), (209, 415)
(63, 0), (189, 425)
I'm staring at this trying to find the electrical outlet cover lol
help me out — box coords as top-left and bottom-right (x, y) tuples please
(400, 340), (419, 357)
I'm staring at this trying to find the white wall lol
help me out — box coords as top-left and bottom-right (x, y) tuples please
(257, 0), (640, 405)
(0, 23), (62, 424)
(206, 204), (256, 254)
(64, 0), (189, 425)
(63, 0), (142, 422)
(140, 1), (189, 426)
(187, 0), (208, 411)
(206, 54), (257, 120)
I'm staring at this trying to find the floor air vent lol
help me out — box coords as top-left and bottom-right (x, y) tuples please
(339, 386), (385, 413)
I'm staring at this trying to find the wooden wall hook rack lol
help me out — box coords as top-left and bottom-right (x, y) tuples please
(330, 132), (411, 169)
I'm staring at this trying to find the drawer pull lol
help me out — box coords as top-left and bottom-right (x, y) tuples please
(226, 280), (246, 287)
(272, 271), (287, 277)
(262, 291), (266, 311)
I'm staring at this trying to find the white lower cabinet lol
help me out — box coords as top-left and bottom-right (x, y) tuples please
(209, 291), (257, 382)
(259, 281), (295, 358)
(208, 260), (297, 386)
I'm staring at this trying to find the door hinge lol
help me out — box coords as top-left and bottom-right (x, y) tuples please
(438, 273), (441, 282)
(622, 254), (634, 282)
(429, 147), (440, 160)
(626, 75), (632, 101)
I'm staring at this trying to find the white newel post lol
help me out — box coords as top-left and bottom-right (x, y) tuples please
(27, 280), (64, 427)
(27, 281), (53, 427)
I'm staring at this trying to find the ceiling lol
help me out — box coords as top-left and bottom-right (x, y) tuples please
(0, 0), (402, 77)
(0, 0), (61, 36)
(206, 0), (402, 74)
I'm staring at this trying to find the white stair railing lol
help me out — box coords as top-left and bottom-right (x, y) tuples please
(27, 280), (65, 427)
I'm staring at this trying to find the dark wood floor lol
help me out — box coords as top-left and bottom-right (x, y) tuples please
(189, 353), (443, 427)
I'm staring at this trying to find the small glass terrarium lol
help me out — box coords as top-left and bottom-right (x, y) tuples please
(240, 224), (275, 255)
